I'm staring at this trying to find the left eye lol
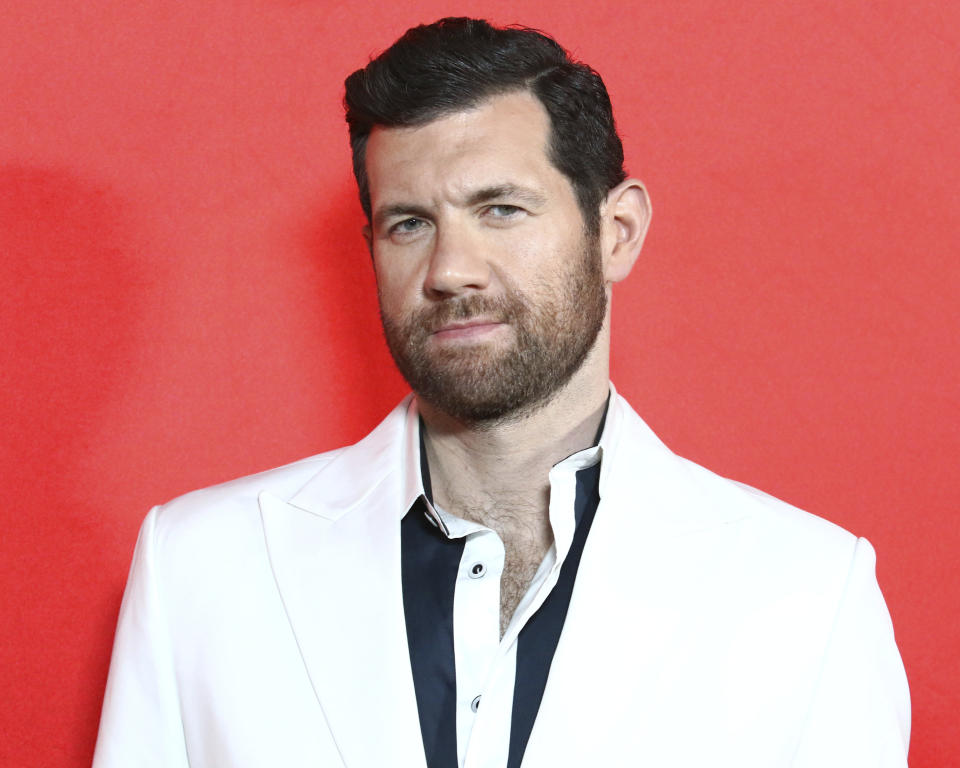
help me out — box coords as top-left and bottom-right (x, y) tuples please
(485, 205), (523, 218)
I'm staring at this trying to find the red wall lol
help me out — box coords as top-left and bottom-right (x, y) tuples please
(2, 1), (957, 764)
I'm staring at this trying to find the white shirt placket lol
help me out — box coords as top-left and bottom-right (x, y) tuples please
(431, 446), (601, 768)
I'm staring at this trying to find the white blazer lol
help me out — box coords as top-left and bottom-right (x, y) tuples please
(93, 390), (910, 767)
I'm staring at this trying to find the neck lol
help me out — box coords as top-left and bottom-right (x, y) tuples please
(418, 343), (610, 638)
(418, 356), (609, 524)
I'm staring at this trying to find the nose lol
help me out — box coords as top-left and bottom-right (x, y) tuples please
(422, 220), (491, 298)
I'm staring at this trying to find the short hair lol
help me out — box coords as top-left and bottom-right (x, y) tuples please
(344, 17), (626, 234)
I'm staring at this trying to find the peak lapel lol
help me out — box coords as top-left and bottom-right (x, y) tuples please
(258, 397), (427, 768)
(259, 491), (426, 768)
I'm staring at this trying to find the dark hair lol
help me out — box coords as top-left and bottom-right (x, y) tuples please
(344, 17), (626, 233)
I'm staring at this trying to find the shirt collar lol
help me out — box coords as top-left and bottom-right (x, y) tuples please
(404, 389), (613, 540)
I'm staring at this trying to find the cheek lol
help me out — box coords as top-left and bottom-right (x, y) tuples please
(374, 258), (420, 316)
(504, 229), (580, 285)
(495, 231), (555, 277)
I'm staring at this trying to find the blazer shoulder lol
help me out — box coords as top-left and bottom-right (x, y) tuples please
(144, 396), (415, 550)
(671, 453), (863, 576)
(149, 447), (344, 543)
(610, 394), (860, 561)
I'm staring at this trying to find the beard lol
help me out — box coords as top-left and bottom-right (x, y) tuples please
(379, 231), (607, 425)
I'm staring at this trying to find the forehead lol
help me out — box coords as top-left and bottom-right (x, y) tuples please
(365, 90), (569, 207)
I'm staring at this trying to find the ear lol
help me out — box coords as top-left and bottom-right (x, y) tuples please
(599, 179), (651, 284)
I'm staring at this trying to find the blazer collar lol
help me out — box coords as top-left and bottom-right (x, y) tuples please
(285, 383), (747, 538)
(259, 385), (751, 768)
(286, 394), (423, 521)
(600, 384), (752, 539)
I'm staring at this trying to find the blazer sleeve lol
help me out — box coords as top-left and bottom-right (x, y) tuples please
(92, 507), (191, 768)
(792, 537), (911, 767)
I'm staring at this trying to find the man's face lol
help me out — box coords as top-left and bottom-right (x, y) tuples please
(364, 91), (608, 424)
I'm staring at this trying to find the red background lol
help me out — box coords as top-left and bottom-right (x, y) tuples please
(2, 1), (957, 765)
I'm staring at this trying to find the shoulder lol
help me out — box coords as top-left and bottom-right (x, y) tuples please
(144, 396), (414, 548)
(687, 454), (856, 550)
(608, 396), (887, 642)
(608, 392), (862, 575)
(688, 458), (867, 600)
(147, 448), (344, 549)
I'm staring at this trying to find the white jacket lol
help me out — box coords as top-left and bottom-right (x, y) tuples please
(93, 390), (910, 767)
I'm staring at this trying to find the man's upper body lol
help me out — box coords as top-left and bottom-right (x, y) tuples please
(92, 390), (910, 768)
(94, 17), (910, 767)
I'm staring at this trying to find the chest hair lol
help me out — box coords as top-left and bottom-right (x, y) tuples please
(499, 539), (549, 636)
(448, 494), (552, 637)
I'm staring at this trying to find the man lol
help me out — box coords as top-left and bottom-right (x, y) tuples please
(93, 18), (910, 768)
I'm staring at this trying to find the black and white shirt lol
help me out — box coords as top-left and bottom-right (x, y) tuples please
(402, 413), (605, 768)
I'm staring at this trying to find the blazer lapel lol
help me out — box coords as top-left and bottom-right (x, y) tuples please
(259, 399), (427, 768)
(523, 395), (755, 765)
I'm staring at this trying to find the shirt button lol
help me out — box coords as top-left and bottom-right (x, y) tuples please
(468, 562), (486, 579)
(471, 695), (481, 712)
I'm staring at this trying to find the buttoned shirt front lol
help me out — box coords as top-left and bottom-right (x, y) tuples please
(401, 412), (606, 768)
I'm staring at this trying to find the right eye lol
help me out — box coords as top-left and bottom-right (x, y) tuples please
(389, 217), (427, 236)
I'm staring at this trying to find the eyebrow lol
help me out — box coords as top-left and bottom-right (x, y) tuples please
(372, 183), (548, 230)
(464, 183), (548, 208)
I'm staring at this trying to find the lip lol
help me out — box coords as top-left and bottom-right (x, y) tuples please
(430, 318), (505, 340)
